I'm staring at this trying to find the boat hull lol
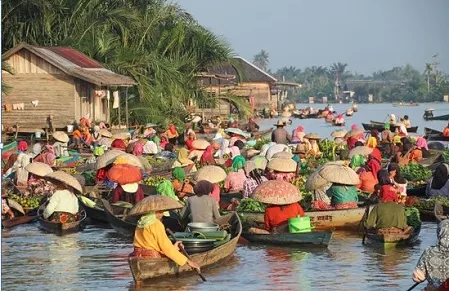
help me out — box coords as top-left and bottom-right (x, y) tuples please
(79, 198), (109, 223)
(365, 227), (420, 246)
(102, 199), (136, 238)
(364, 122), (418, 133)
(423, 114), (449, 121)
(128, 212), (241, 283)
(2, 215), (37, 228)
(37, 209), (86, 235)
(241, 230), (332, 247)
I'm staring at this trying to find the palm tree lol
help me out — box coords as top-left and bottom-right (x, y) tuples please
(331, 62), (348, 100)
(1, 60), (14, 94)
(425, 63), (432, 93)
(253, 50), (269, 72)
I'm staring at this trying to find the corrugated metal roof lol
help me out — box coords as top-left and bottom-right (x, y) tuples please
(3, 43), (136, 86)
(44, 47), (103, 68)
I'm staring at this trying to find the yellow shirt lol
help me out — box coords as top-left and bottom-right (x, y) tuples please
(133, 220), (188, 266)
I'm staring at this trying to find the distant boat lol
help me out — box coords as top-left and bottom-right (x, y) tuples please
(392, 102), (419, 107)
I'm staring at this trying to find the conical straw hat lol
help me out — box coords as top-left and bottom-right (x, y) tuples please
(250, 156), (268, 170)
(25, 162), (53, 177)
(193, 165), (227, 183)
(266, 144), (290, 160)
(127, 195), (183, 218)
(267, 158), (297, 173)
(331, 130), (347, 138)
(52, 131), (69, 143)
(99, 129), (112, 138)
(349, 146), (373, 158)
(252, 180), (302, 205)
(95, 150), (124, 170)
(225, 128), (249, 138)
(345, 128), (364, 138)
(113, 131), (131, 140)
(305, 169), (331, 191)
(272, 151), (294, 160)
(318, 163), (359, 185)
(192, 139), (210, 150)
(116, 153), (145, 169)
(305, 133), (321, 140)
(45, 171), (83, 193)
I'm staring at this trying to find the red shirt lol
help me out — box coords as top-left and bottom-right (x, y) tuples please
(264, 203), (305, 231)
(185, 138), (194, 151)
(112, 185), (144, 205)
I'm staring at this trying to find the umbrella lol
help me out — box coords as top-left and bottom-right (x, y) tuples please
(252, 180), (302, 205)
(225, 128), (250, 138)
(192, 139), (210, 150)
(266, 144), (290, 160)
(52, 131), (69, 143)
(331, 130), (347, 138)
(317, 163), (360, 185)
(99, 129), (112, 138)
(272, 151), (293, 160)
(349, 146), (373, 158)
(95, 150), (123, 170)
(193, 165), (227, 183)
(267, 158), (297, 173)
(345, 128), (364, 138)
(107, 164), (142, 184)
(116, 153), (145, 169)
(45, 171), (83, 193)
(305, 169), (331, 191)
(127, 195), (183, 218)
(25, 162), (53, 177)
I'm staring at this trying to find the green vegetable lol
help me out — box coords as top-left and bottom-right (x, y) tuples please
(405, 207), (422, 229)
(237, 198), (266, 212)
(400, 163), (431, 181)
(416, 196), (449, 211)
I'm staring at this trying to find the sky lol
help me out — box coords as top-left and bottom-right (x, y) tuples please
(174, 0), (449, 74)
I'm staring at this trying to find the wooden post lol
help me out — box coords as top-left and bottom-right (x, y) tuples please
(107, 86), (110, 124)
(125, 87), (129, 129)
(118, 90), (121, 128)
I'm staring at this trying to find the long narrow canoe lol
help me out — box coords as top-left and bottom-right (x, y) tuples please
(128, 212), (241, 284)
(364, 227), (420, 246)
(406, 184), (427, 197)
(102, 199), (136, 238)
(365, 122), (418, 133)
(423, 114), (449, 121)
(434, 202), (449, 223)
(78, 197), (108, 223)
(237, 207), (370, 231)
(425, 127), (443, 135)
(242, 230), (332, 247)
(37, 208), (86, 235)
(2, 215), (37, 228)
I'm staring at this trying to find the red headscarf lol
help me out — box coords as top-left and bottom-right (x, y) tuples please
(200, 145), (216, 166)
(168, 124), (177, 135)
(18, 141), (28, 152)
(380, 185), (397, 203)
(295, 125), (304, 133)
(132, 143), (143, 156)
(111, 139), (126, 151)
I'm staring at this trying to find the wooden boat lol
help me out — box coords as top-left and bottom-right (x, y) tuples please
(364, 227), (420, 246)
(251, 128), (273, 139)
(392, 102), (419, 107)
(424, 128), (449, 142)
(2, 215), (37, 228)
(37, 208), (86, 235)
(434, 202), (449, 223)
(425, 127), (443, 135)
(406, 184), (427, 197)
(128, 212), (241, 283)
(365, 121), (418, 133)
(333, 122), (345, 127)
(237, 207), (369, 231)
(241, 230), (332, 247)
(78, 197), (108, 223)
(423, 113), (449, 121)
(299, 113), (319, 119)
(102, 199), (136, 238)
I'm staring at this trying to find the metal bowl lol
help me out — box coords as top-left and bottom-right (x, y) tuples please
(187, 222), (219, 233)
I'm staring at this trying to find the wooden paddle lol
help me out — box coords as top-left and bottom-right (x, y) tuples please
(405, 281), (422, 291)
(166, 228), (207, 282)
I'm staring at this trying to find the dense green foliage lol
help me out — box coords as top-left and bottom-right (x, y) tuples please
(2, 0), (234, 126)
(400, 164), (432, 181)
(405, 207), (422, 230)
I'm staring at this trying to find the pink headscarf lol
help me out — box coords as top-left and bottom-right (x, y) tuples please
(132, 143), (144, 156)
(351, 124), (359, 130)
(210, 184), (220, 203)
(229, 146), (240, 158)
(295, 125), (304, 133)
(18, 141), (28, 152)
(416, 137), (429, 151)
(337, 114), (343, 118)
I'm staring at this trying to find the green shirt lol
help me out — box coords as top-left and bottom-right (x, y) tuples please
(365, 202), (408, 230)
(327, 185), (358, 205)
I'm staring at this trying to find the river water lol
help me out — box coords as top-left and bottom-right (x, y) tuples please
(2, 103), (448, 290)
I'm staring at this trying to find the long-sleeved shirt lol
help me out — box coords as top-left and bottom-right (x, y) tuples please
(224, 169), (246, 192)
(264, 203), (305, 231)
(271, 128), (291, 145)
(365, 202), (408, 230)
(181, 195), (220, 223)
(133, 219), (188, 266)
(43, 190), (79, 219)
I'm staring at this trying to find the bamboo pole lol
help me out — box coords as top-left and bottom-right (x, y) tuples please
(125, 87), (129, 129)
(118, 90), (121, 128)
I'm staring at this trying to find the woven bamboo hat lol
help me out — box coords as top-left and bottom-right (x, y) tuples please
(292, 143), (307, 154)
(45, 171), (83, 193)
(99, 129), (113, 138)
(274, 120), (286, 127)
(266, 144), (290, 160)
(127, 195), (183, 218)
(349, 146), (373, 158)
(113, 131), (131, 140)
(95, 150), (124, 170)
(267, 158), (297, 172)
(305, 169), (331, 191)
(192, 139), (210, 150)
(345, 128), (364, 138)
(253, 180), (302, 205)
(317, 163), (360, 185)
(331, 130), (347, 138)
(52, 131), (70, 143)
(116, 153), (145, 169)
(305, 133), (321, 140)
(193, 165), (227, 183)
(246, 149), (261, 158)
(25, 162), (53, 177)
(272, 151), (294, 160)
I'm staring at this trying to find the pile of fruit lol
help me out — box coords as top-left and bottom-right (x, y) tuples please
(416, 196), (449, 211)
(8, 194), (42, 209)
(405, 207), (422, 230)
(318, 139), (337, 160)
(407, 180), (427, 187)
(143, 176), (165, 186)
(400, 163), (431, 181)
(236, 198), (266, 212)
(146, 157), (166, 166)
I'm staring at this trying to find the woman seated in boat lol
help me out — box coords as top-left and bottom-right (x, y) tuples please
(112, 182), (144, 205)
(164, 124), (179, 145)
(43, 180), (80, 223)
(131, 206), (200, 272)
(357, 167), (378, 193)
(73, 125), (92, 149)
(172, 148), (197, 174)
(333, 114), (345, 126)
(389, 113), (397, 125)
(364, 190), (409, 232)
(172, 167), (194, 199)
(143, 123), (156, 139)
(224, 156), (247, 193)
(326, 184), (358, 209)
(243, 161), (268, 198)
(305, 136), (322, 158)
(180, 180), (221, 223)
(33, 145), (56, 167)
(3, 141), (31, 187)
(264, 202), (305, 233)
(246, 117), (259, 133)
(402, 115), (411, 128)
(426, 163), (449, 197)
(159, 143), (177, 159)
(185, 131), (196, 151)
(291, 126), (305, 144)
(52, 132), (69, 158)
(109, 158), (145, 205)
(443, 123), (449, 137)
(409, 137), (430, 162)
(199, 144), (217, 166)
(325, 112), (335, 123)
(111, 139), (127, 151)
(412, 220), (449, 290)
(381, 123), (394, 144)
